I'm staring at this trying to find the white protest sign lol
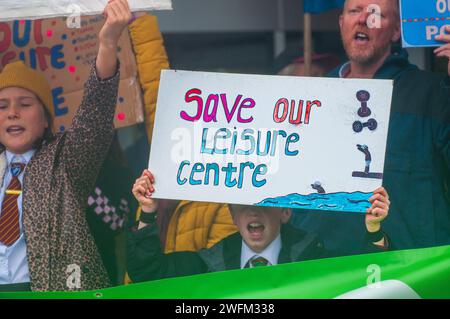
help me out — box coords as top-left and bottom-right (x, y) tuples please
(149, 70), (393, 213)
(0, 0), (172, 21)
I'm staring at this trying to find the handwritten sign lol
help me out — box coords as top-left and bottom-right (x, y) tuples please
(149, 71), (393, 213)
(400, 0), (450, 47)
(0, 0), (172, 21)
(0, 15), (144, 130)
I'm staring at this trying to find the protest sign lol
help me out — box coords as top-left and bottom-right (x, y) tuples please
(400, 0), (450, 47)
(149, 70), (393, 213)
(0, 15), (144, 130)
(0, 0), (172, 21)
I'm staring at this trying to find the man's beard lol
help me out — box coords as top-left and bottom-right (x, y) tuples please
(342, 38), (391, 66)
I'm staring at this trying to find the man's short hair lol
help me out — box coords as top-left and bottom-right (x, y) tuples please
(343, 0), (399, 18)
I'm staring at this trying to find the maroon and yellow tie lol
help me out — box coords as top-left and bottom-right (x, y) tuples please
(0, 163), (25, 246)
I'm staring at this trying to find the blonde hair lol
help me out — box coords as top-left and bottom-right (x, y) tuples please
(343, 0), (399, 18)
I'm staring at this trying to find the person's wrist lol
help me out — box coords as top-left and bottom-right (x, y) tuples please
(99, 35), (120, 48)
(95, 43), (119, 79)
(141, 205), (157, 214)
(365, 226), (385, 244)
(366, 222), (381, 233)
(99, 39), (118, 52)
(139, 210), (157, 225)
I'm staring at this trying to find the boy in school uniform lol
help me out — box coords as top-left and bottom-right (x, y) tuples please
(127, 170), (390, 282)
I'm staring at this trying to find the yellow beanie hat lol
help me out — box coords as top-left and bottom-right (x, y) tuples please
(0, 61), (54, 117)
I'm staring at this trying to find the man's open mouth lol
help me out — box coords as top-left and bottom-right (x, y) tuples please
(354, 32), (370, 42)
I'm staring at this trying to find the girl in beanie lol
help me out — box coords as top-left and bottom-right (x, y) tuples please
(0, 0), (132, 291)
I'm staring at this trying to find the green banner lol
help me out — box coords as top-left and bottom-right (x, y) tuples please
(1, 245), (449, 299)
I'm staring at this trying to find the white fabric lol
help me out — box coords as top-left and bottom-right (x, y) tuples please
(240, 234), (282, 269)
(335, 280), (422, 299)
(339, 61), (351, 78)
(0, 0), (172, 21)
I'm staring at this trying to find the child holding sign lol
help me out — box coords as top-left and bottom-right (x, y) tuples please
(127, 169), (390, 282)
(0, 0), (132, 291)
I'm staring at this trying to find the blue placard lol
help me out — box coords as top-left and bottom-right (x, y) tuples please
(401, 0), (450, 47)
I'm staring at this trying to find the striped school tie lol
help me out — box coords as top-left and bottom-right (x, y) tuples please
(245, 255), (271, 268)
(0, 163), (25, 246)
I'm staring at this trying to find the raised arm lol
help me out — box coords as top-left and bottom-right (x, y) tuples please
(61, 0), (132, 197)
(127, 170), (208, 282)
(96, 0), (132, 79)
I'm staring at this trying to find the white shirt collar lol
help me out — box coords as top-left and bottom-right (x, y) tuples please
(240, 234), (282, 268)
(339, 61), (351, 78)
(6, 149), (35, 166)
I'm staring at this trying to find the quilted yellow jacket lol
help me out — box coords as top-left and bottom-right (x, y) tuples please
(163, 201), (237, 253)
(128, 14), (169, 142)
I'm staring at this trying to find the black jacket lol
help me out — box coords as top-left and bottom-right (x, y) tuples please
(127, 222), (385, 283)
(293, 49), (450, 254)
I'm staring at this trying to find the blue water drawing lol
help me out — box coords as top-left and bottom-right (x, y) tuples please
(255, 191), (373, 213)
